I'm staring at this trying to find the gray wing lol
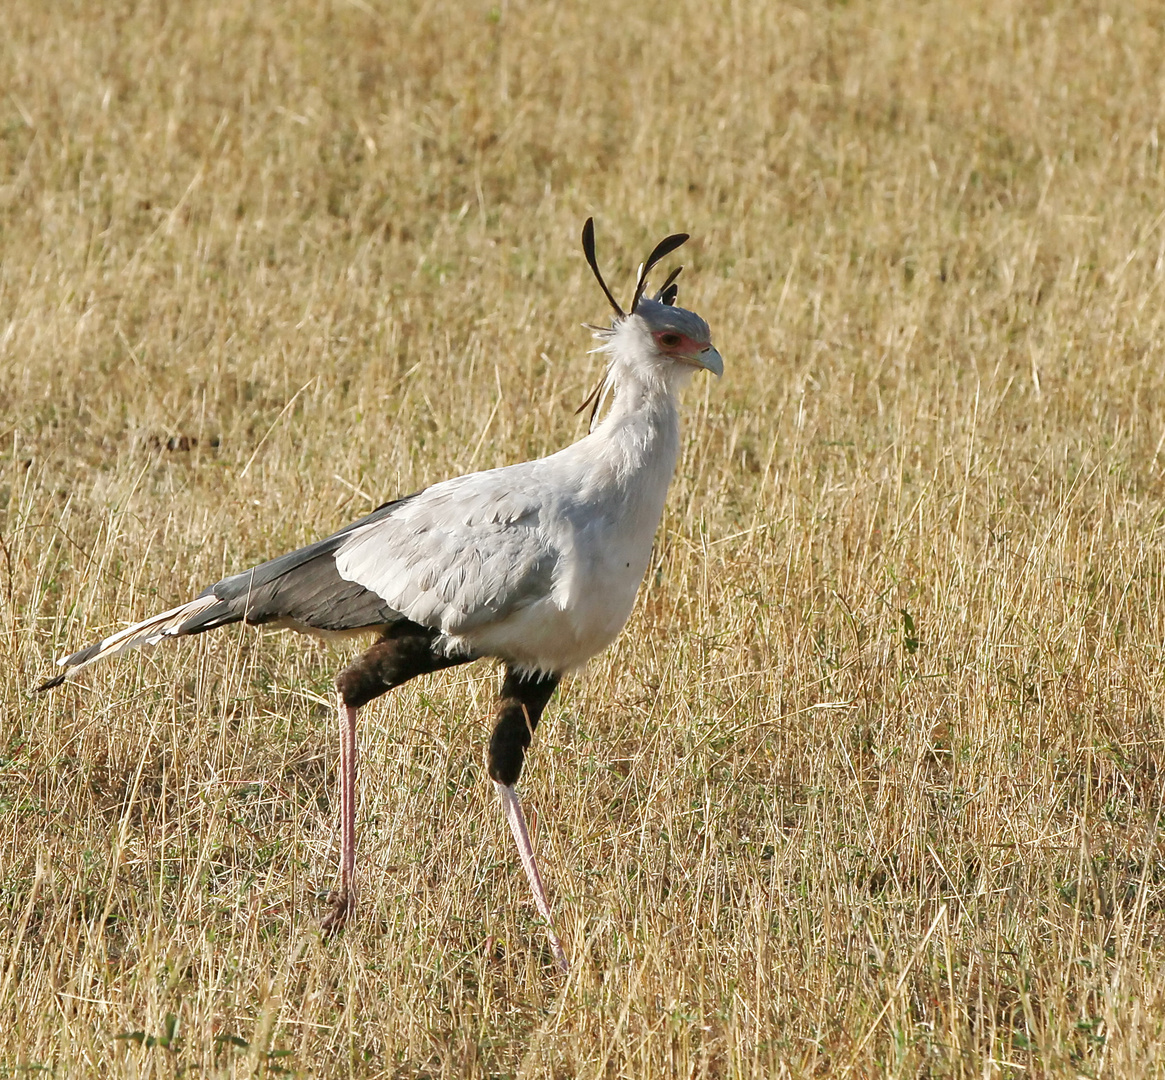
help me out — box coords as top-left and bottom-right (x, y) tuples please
(333, 473), (558, 636)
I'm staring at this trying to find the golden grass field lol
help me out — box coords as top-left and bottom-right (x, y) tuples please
(4, 0), (1165, 1074)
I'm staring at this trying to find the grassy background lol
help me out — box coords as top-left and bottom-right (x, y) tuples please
(4, 0), (1165, 1074)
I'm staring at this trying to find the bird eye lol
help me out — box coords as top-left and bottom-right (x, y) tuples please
(659, 333), (682, 348)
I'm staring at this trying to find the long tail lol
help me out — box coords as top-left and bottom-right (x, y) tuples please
(36, 595), (225, 691)
(36, 496), (418, 693)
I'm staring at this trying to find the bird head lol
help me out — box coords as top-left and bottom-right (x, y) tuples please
(577, 218), (723, 424)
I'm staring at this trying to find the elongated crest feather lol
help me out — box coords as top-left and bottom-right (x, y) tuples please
(653, 265), (683, 305)
(581, 218), (624, 319)
(574, 372), (612, 431)
(630, 232), (688, 312)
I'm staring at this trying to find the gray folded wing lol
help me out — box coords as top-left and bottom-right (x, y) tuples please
(333, 473), (559, 636)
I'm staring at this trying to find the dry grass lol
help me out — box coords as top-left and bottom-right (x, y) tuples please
(4, 0), (1165, 1074)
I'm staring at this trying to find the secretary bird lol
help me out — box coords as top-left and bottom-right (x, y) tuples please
(37, 218), (722, 971)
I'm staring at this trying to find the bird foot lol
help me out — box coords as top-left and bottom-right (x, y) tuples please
(321, 886), (354, 935)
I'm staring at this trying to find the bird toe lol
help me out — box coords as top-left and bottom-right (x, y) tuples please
(321, 887), (354, 935)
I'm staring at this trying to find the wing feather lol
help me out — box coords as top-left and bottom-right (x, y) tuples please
(333, 473), (558, 636)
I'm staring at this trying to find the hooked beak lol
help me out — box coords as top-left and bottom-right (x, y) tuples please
(690, 345), (724, 377)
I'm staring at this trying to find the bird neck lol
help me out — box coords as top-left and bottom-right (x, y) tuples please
(588, 360), (686, 478)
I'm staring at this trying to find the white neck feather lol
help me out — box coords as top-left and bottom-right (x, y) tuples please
(583, 332), (692, 498)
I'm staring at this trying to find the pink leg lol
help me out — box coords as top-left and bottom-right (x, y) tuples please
(495, 780), (569, 972)
(322, 695), (358, 932)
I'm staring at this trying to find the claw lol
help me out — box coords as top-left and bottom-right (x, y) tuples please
(321, 886), (354, 935)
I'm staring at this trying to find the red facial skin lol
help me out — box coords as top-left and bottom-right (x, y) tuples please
(652, 330), (711, 362)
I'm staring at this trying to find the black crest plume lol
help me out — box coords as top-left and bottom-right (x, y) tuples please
(630, 231), (689, 312)
(582, 218), (625, 319)
(653, 265), (684, 306)
(582, 218), (690, 317)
